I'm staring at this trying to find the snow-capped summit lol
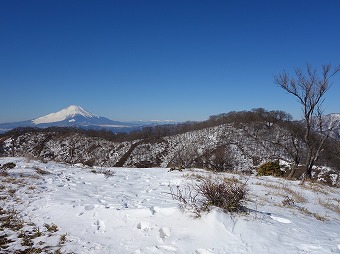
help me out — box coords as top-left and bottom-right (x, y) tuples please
(0, 105), (178, 134)
(0, 105), (139, 133)
(33, 105), (99, 124)
(29, 105), (133, 129)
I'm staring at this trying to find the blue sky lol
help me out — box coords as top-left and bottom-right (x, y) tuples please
(1, 0), (340, 123)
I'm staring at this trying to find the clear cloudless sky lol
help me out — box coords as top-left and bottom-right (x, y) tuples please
(1, 0), (340, 123)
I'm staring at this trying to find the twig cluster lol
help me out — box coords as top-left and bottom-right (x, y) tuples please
(169, 176), (248, 217)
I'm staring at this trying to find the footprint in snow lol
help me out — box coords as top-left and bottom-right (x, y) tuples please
(150, 206), (159, 215)
(137, 221), (151, 231)
(270, 215), (292, 224)
(159, 227), (171, 239)
(95, 219), (106, 234)
(85, 204), (95, 211)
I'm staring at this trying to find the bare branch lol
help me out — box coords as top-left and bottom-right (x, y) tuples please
(274, 63), (340, 179)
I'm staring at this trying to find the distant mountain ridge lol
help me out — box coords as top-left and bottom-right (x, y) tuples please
(1, 106), (339, 138)
(0, 105), (175, 133)
(297, 113), (340, 140)
(321, 113), (340, 140)
(1, 115), (339, 186)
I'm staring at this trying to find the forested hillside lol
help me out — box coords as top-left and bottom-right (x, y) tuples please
(1, 109), (339, 185)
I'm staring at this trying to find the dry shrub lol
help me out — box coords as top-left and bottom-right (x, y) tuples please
(282, 196), (295, 207)
(0, 207), (24, 232)
(59, 233), (67, 246)
(103, 169), (115, 178)
(0, 162), (16, 176)
(1, 162), (16, 170)
(169, 185), (201, 217)
(257, 161), (284, 177)
(196, 177), (248, 212)
(0, 233), (14, 249)
(34, 167), (51, 175)
(169, 176), (248, 217)
(44, 223), (59, 233)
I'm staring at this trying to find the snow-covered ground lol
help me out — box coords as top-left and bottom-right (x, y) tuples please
(1, 157), (340, 254)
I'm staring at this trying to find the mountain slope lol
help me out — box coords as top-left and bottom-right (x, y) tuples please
(322, 113), (340, 140)
(1, 121), (338, 184)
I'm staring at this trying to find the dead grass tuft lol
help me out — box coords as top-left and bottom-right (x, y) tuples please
(318, 198), (340, 214)
(257, 181), (307, 203)
(34, 167), (51, 175)
(44, 223), (59, 233)
(298, 206), (327, 221)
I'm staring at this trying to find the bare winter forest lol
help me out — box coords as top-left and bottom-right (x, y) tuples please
(1, 108), (339, 186)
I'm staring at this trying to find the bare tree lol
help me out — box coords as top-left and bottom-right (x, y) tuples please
(276, 122), (305, 178)
(274, 64), (340, 179)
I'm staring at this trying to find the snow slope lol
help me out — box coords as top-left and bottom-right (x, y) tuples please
(1, 157), (340, 253)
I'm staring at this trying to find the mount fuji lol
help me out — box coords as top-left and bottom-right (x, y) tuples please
(0, 105), (140, 133)
(32, 105), (100, 125)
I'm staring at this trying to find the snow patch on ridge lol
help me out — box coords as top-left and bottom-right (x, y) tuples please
(32, 105), (99, 124)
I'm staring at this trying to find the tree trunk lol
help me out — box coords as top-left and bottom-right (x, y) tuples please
(305, 164), (313, 180)
(288, 166), (297, 179)
(304, 150), (313, 180)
